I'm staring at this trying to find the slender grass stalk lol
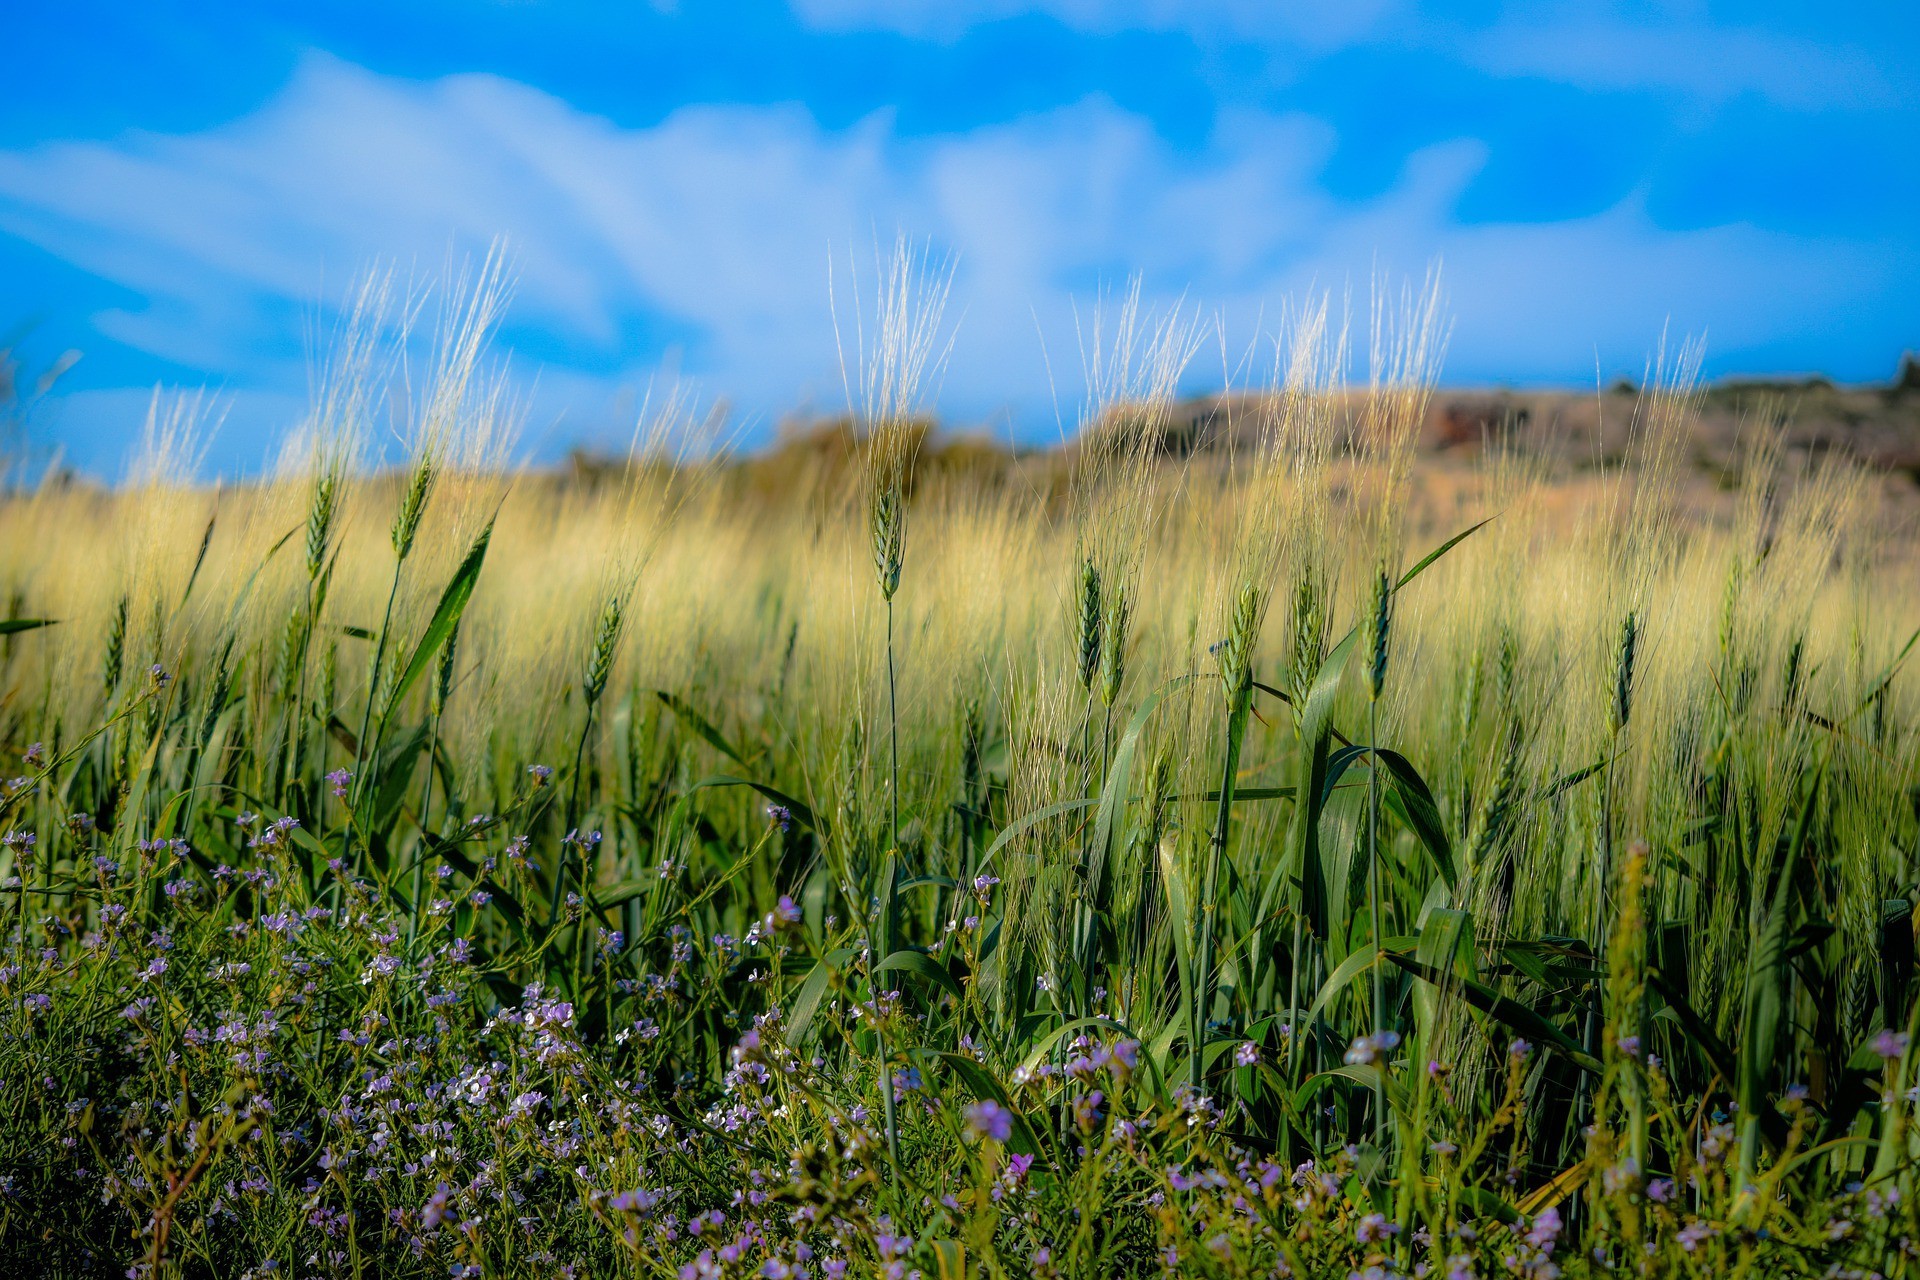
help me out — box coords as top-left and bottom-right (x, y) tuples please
(1606, 840), (1651, 1179)
(1365, 563), (1392, 1155)
(351, 568), (403, 802)
(1099, 576), (1130, 787)
(409, 620), (459, 946)
(1601, 610), (1639, 937)
(1283, 563), (1328, 1098)
(885, 597), (899, 855)
(282, 465), (340, 804)
(845, 241), (949, 1189)
(868, 439), (910, 1185)
(1076, 557), (1103, 699)
(102, 594), (128, 699)
(1071, 556), (1102, 1012)
(551, 594), (622, 934)
(349, 452), (436, 832)
(419, 618), (459, 835)
(1196, 580), (1261, 1095)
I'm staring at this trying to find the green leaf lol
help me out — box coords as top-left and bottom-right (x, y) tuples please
(379, 520), (494, 737)
(685, 774), (820, 835)
(1318, 744), (1373, 808)
(1090, 673), (1199, 935)
(874, 949), (965, 1006)
(1412, 908), (1471, 1036)
(1645, 970), (1739, 1091)
(368, 724), (430, 834)
(1254, 681), (1353, 748)
(656, 691), (749, 766)
(927, 1239), (968, 1280)
(876, 851), (900, 958)
(1293, 1064), (1411, 1117)
(1286, 631), (1350, 939)
(977, 796), (1098, 875)
(1542, 758), (1606, 802)
(1851, 625), (1920, 719)
(1454, 1187), (1522, 1225)
(1375, 748), (1456, 890)
(596, 880), (652, 910)
(1386, 951), (1600, 1074)
(224, 521), (302, 623)
(0, 618), (57, 635)
(784, 957), (839, 1045)
(1308, 938), (1412, 1024)
(1159, 838), (1194, 1069)
(923, 1050), (1046, 1157)
(1183, 786), (1298, 804)
(1397, 516), (1495, 590)
(1738, 764), (1823, 1183)
(177, 509), (218, 609)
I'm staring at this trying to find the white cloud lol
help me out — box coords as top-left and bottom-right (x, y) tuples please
(787, 1), (1912, 112)
(785, 0), (1403, 47)
(1465, 17), (1904, 111)
(0, 52), (1909, 473)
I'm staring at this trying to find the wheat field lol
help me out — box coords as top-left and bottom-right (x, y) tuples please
(2, 268), (1918, 1278)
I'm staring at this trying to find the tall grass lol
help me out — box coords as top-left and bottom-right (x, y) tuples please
(1, 270), (1918, 1277)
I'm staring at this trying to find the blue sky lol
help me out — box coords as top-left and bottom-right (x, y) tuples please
(1, 1), (1915, 474)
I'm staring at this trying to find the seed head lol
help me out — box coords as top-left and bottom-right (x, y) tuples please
(1611, 611), (1639, 735)
(305, 469), (340, 582)
(1467, 719), (1523, 877)
(1455, 642), (1485, 744)
(276, 611), (307, 696)
(318, 641), (338, 718)
(1217, 580), (1263, 703)
(1286, 566), (1325, 714)
(1717, 559), (1743, 662)
(391, 452), (436, 563)
(1364, 562), (1392, 702)
(1099, 579), (1131, 707)
(869, 482), (905, 602)
(1075, 558), (1103, 692)
(1780, 633), (1806, 722)
(584, 595), (623, 707)
(103, 595), (129, 694)
(1494, 625), (1519, 716)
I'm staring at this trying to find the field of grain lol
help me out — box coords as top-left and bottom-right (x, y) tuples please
(3, 270), (1919, 1278)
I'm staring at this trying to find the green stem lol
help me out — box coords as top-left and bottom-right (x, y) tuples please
(1599, 731), (1623, 943)
(549, 695), (599, 933)
(886, 598), (900, 854)
(407, 710), (441, 949)
(350, 562), (405, 826)
(277, 582), (314, 808)
(880, 597), (904, 1182)
(1194, 680), (1252, 1096)
(1071, 690), (1097, 1015)
(1367, 696), (1387, 1155)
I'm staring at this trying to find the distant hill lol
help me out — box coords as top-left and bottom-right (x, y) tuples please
(567, 354), (1920, 498)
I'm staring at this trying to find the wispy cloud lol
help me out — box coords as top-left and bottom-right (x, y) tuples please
(0, 52), (1911, 474)
(786, 0), (1403, 47)
(1466, 18), (1906, 111)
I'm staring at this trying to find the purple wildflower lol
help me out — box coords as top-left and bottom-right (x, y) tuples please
(964, 1100), (1013, 1143)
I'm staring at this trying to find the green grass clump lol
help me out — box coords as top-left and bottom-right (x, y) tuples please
(2, 278), (1919, 1278)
